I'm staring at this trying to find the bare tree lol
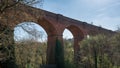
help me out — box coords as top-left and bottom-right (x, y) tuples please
(116, 25), (120, 32)
(0, 0), (43, 13)
(14, 22), (47, 42)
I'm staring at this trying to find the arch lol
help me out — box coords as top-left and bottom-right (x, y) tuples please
(38, 18), (58, 36)
(66, 25), (84, 39)
(63, 29), (74, 67)
(62, 25), (84, 64)
(14, 22), (48, 67)
(14, 19), (58, 64)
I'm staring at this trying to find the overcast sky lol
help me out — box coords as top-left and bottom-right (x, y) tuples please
(39, 0), (120, 31)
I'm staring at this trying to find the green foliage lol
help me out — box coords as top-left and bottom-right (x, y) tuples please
(79, 34), (120, 68)
(63, 39), (75, 68)
(109, 33), (120, 67)
(64, 60), (76, 68)
(15, 41), (47, 68)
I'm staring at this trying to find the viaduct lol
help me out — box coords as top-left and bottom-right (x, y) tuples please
(0, 3), (114, 65)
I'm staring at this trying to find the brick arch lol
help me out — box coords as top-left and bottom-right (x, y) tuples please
(63, 25), (84, 63)
(37, 18), (58, 36)
(65, 25), (84, 38)
(14, 20), (57, 37)
(13, 18), (58, 64)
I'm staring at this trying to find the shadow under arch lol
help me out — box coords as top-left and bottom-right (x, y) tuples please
(63, 25), (84, 64)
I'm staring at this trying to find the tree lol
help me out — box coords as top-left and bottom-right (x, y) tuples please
(78, 34), (120, 68)
(0, 0), (43, 13)
(15, 40), (47, 68)
(55, 38), (64, 68)
(0, 0), (44, 68)
(79, 34), (113, 68)
(109, 33), (120, 68)
(63, 38), (76, 68)
(116, 25), (120, 33)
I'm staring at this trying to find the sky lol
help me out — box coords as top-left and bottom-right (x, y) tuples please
(14, 22), (48, 42)
(39, 0), (120, 31)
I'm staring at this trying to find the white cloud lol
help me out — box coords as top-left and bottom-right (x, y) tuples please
(92, 16), (120, 31)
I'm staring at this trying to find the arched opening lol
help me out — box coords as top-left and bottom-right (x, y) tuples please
(14, 22), (47, 68)
(14, 22), (47, 42)
(63, 29), (74, 67)
(63, 25), (84, 67)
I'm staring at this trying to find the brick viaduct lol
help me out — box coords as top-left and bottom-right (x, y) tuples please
(0, 4), (114, 65)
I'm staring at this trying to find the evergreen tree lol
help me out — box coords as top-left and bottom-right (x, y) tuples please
(55, 38), (64, 68)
